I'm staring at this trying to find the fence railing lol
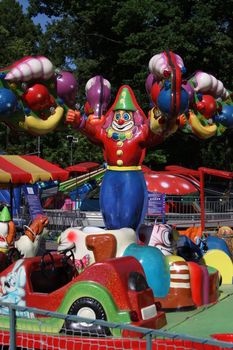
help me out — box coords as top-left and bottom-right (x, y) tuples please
(40, 195), (233, 233)
(42, 209), (105, 233)
(14, 194), (233, 233)
(146, 195), (233, 228)
(42, 209), (84, 231)
(0, 302), (232, 350)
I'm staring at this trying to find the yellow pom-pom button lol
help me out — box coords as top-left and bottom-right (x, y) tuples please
(117, 160), (123, 166)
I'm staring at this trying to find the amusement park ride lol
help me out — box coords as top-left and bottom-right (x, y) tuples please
(0, 50), (233, 346)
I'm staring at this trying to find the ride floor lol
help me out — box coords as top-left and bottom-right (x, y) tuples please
(162, 285), (233, 338)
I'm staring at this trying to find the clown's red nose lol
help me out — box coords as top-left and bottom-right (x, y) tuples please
(118, 119), (124, 125)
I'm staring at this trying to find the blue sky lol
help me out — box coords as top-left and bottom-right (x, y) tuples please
(16, 0), (77, 69)
(17, 0), (51, 31)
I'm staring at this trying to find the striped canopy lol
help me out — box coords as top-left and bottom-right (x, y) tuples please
(66, 162), (100, 174)
(0, 155), (69, 184)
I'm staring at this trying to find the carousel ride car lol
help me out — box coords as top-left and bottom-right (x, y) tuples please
(0, 251), (166, 337)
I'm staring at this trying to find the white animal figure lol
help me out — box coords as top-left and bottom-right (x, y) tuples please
(0, 259), (26, 310)
(57, 226), (137, 267)
(0, 259), (34, 317)
(148, 223), (178, 256)
(15, 216), (49, 258)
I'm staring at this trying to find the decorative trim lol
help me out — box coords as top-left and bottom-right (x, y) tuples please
(107, 165), (141, 171)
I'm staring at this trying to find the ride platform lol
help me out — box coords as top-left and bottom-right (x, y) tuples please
(162, 285), (233, 339)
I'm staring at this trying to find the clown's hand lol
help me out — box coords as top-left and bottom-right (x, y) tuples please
(87, 114), (105, 126)
(66, 109), (81, 127)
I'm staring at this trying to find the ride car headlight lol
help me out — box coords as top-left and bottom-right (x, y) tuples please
(128, 271), (149, 291)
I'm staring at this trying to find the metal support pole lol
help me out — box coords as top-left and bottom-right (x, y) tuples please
(199, 169), (205, 232)
(70, 141), (73, 166)
(146, 332), (152, 350)
(10, 184), (13, 219)
(37, 136), (41, 157)
(67, 135), (78, 166)
(9, 306), (16, 350)
(6, 125), (9, 149)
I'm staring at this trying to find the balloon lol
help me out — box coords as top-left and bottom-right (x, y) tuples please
(196, 95), (217, 119)
(85, 75), (111, 117)
(157, 87), (189, 117)
(0, 88), (18, 114)
(5, 56), (54, 81)
(149, 52), (185, 79)
(56, 71), (78, 108)
(192, 71), (229, 99)
(145, 73), (157, 96)
(22, 84), (55, 111)
(0, 55), (67, 135)
(182, 82), (194, 103)
(214, 105), (233, 127)
(150, 82), (161, 105)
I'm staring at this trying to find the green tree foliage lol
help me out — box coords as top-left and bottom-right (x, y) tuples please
(0, 0), (41, 67)
(40, 131), (103, 167)
(28, 0), (233, 93)
(0, 0), (43, 156)
(1, 0), (233, 170)
(0, 0), (103, 164)
(27, 0), (233, 169)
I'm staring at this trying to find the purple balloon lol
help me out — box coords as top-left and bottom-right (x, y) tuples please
(182, 81), (194, 103)
(145, 73), (157, 96)
(56, 71), (78, 107)
(85, 75), (111, 117)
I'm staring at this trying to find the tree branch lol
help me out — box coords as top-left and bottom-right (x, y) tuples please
(86, 33), (123, 44)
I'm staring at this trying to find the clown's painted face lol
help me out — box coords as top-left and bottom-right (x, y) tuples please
(112, 110), (134, 132)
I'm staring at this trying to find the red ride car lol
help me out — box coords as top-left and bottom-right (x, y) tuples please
(0, 252), (166, 337)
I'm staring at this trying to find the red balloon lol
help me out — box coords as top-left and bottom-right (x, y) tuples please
(150, 82), (161, 105)
(196, 95), (217, 119)
(22, 84), (55, 111)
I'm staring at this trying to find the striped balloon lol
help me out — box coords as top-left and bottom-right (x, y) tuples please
(5, 56), (54, 82)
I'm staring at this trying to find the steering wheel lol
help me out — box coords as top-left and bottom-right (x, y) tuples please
(61, 249), (78, 278)
(7, 248), (22, 265)
(61, 249), (75, 266)
(40, 252), (55, 277)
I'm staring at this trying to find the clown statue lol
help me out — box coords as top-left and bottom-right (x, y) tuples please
(66, 51), (189, 233)
(67, 86), (180, 232)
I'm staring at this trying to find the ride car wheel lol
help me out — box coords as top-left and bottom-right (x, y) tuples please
(64, 297), (111, 336)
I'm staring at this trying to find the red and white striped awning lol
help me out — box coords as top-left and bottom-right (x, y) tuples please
(0, 155), (69, 184)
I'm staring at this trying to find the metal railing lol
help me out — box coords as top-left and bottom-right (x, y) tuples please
(40, 195), (233, 232)
(42, 209), (105, 233)
(42, 209), (84, 231)
(146, 195), (233, 228)
(0, 302), (232, 350)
